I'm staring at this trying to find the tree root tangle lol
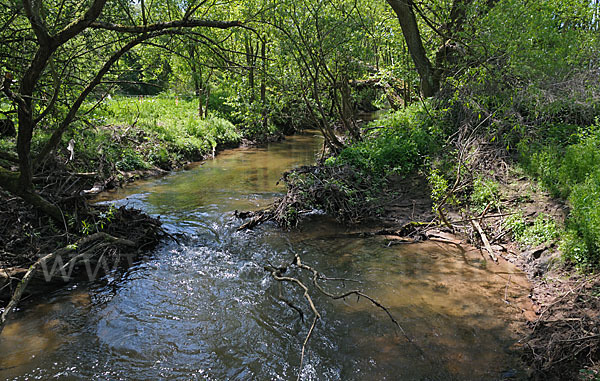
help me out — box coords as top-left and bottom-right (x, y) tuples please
(0, 232), (136, 335)
(524, 275), (600, 380)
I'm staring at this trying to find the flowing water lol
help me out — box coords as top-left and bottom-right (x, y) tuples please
(0, 131), (531, 380)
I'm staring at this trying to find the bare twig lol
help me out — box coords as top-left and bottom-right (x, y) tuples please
(0, 232), (135, 336)
(472, 220), (498, 262)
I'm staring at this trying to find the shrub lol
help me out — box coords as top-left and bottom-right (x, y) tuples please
(519, 120), (600, 267)
(329, 104), (442, 176)
(565, 168), (600, 267)
(116, 150), (149, 171)
(470, 177), (500, 213)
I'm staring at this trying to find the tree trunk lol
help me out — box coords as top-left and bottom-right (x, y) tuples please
(0, 167), (63, 221)
(260, 39), (267, 127)
(260, 39), (266, 105)
(244, 35), (256, 103)
(386, 0), (440, 97)
(188, 47), (204, 118)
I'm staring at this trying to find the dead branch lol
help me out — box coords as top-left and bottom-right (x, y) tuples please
(264, 263), (320, 380)
(471, 220), (498, 262)
(0, 232), (135, 336)
(291, 254), (407, 335)
(265, 253), (417, 380)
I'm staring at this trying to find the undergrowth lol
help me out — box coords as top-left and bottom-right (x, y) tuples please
(520, 120), (600, 269)
(277, 103), (444, 226)
(326, 104), (443, 175)
(63, 94), (241, 174)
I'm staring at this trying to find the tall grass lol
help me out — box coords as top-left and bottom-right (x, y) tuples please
(67, 94), (241, 172)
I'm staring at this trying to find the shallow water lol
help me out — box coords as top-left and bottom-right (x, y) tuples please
(0, 131), (530, 380)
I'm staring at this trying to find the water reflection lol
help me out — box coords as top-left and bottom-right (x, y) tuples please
(0, 131), (529, 380)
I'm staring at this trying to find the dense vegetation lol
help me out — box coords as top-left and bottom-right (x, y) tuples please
(0, 1), (597, 260)
(0, 0), (599, 374)
(279, 0), (600, 271)
(0, 0), (597, 264)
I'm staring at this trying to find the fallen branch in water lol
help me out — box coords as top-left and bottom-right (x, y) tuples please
(265, 253), (410, 380)
(265, 262), (320, 381)
(472, 220), (498, 262)
(0, 232), (135, 336)
(236, 208), (275, 231)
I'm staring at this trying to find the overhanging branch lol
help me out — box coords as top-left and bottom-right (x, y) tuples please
(90, 19), (242, 33)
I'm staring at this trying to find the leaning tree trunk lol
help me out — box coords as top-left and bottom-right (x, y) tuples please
(386, 0), (440, 97)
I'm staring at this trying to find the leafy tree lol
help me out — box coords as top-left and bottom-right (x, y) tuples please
(0, 0), (242, 219)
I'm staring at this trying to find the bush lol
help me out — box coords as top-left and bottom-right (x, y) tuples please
(565, 168), (600, 267)
(116, 150), (149, 171)
(470, 177), (500, 213)
(519, 121), (600, 267)
(328, 104), (442, 176)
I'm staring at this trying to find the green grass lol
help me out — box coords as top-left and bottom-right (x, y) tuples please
(99, 94), (241, 153)
(64, 94), (241, 173)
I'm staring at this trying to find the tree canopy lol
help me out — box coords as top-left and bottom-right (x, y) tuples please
(1, 0), (598, 219)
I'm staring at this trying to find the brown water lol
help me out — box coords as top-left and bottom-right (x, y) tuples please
(0, 131), (530, 380)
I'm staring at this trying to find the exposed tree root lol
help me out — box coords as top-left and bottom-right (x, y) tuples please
(1, 188), (163, 303)
(524, 275), (600, 380)
(0, 232), (135, 335)
(235, 209), (275, 231)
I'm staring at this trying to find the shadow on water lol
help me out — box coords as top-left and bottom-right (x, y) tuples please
(0, 130), (530, 380)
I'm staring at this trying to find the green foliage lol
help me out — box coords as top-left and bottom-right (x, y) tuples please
(504, 212), (559, 247)
(479, 0), (598, 78)
(504, 212), (527, 241)
(0, 138), (14, 152)
(116, 149), (149, 171)
(79, 205), (117, 234)
(521, 122), (600, 199)
(428, 168), (454, 211)
(328, 104), (442, 175)
(564, 168), (600, 268)
(470, 177), (500, 213)
(503, 211), (560, 247)
(68, 94), (241, 173)
(80, 220), (93, 235)
(101, 94), (240, 150)
(519, 121), (600, 267)
(519, 214), (560, 247)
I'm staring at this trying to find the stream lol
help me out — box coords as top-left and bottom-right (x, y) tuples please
(0, 131), (531, 380)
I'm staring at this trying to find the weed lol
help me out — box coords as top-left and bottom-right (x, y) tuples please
(428, 168), (457, 212)
(470, 177), (500, 213)
(517, 213), (560, 247)
(504, 212), (527, 240)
